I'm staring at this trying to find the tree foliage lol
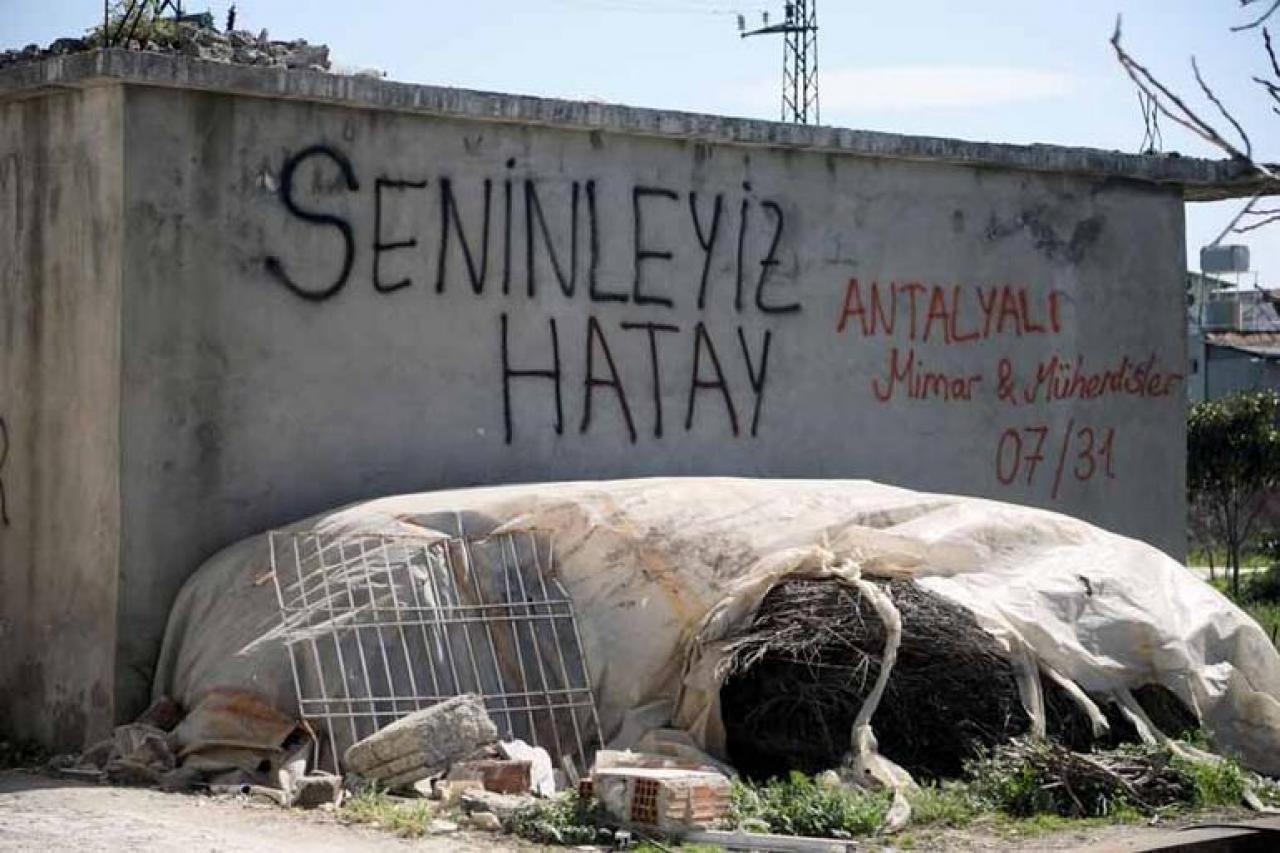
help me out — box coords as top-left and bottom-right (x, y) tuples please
(1188, 391), (1280, 596)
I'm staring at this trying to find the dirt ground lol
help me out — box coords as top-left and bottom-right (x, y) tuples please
(0, 770), (524, 852)
(2, 768), (1272, 852)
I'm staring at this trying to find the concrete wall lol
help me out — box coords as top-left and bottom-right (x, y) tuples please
(112, 85), (1189, 717)
(0, 52), (1208, 740)
(1202, 345), (1280, 400)
(0, 86), (123, 748)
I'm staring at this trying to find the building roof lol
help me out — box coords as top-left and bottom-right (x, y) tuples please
(1206, 332), (1280, 358)
(0, 48), (1272, 202)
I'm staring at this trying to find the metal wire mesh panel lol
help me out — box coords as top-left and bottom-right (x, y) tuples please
(268, 529), (601, 774)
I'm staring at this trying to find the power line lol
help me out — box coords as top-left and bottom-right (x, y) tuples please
(550, 0), (767, 17)
(740, 2), (819, 124)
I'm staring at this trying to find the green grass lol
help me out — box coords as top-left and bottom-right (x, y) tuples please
(1243, 601), (1280, 645)
(340, 788), (437, 837)
(1207, 566), (1280, 647)
(729, 773), (891, 838)
(905, 782), (982, 828)
(1188, 548), (1271, 570)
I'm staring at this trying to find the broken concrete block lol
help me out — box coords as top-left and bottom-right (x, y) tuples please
(466, 811), (503, 832)
(448, 758), (531, 794)
(594, 767), (732, 832)
(459, 789), (536, 820)
(430, 778), (485, 805)
(291, 773), (343, 809)
(343, 695), (497, 789)
(499, 739), (556, 796)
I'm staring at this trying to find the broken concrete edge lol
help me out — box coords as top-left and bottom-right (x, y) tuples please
(0, 48), (1266, 202)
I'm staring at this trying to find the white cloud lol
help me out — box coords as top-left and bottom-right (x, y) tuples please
(795, 65), (1077, 111)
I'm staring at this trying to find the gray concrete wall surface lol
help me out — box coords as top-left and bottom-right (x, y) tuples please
(1203, 345), (1280, 400)
(0, 52), (1205, 740)
(113, 85), (1188, 718)
(0, 86), (124, 749)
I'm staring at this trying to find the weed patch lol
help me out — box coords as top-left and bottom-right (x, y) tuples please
(340, 788), (436, 837)
(729, 772), (891, 837)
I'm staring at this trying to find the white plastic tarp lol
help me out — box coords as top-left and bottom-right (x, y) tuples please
(152, 478), (1280, 776)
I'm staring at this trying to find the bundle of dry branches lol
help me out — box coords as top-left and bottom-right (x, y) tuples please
(719, 578), (1042, 781)
(969, 738), (1196, 817)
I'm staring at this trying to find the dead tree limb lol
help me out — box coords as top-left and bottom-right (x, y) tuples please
(1233, 0), (1280, 32)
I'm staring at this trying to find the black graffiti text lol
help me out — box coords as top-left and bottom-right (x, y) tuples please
(501, 313), (773, 444)
(266, 145), (802, 316)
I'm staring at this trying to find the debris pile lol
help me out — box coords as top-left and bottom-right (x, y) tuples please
(720, 578), (1041, 780)
(0, 23), (338, 73)
(968, 738), (1200, 818)
(717, 578), (1206, 783)
(50, 692), (342, 809)
(343, 695), (500, 790)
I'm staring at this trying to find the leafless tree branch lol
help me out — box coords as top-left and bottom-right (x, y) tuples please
(1192, 56), (1253, 158)
(1235, 212), (1280, 231)
(1233, 0), (1280, 32)
(1114, 8), (1280, 242)
(1111, 17), (1254, 162)
(1264, 28), (1280, 75)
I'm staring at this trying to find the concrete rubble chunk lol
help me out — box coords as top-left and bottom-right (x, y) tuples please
(459, 789), (536, 820)
(342, 694), (498, 789)
(282, 44), (329, 70)
(428, 778), (485, 804)
(466, 811), (503, 832)
(291, 772), (343, 809)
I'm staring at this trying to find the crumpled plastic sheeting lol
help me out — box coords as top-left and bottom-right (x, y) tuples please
(151, 478), (1280, 776)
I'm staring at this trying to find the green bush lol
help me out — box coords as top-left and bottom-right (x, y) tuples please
(508, 791), (610, 846)
(1173, 756), (1248, 808)
(729, 773), (890, 838)
(1245, 565), (1280, 603)
(906, 782), (981, 828)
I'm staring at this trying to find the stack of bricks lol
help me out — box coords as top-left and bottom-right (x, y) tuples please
(593, 767), (732, 832)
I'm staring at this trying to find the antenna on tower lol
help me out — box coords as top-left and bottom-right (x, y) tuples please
(740, 2), (820, 125)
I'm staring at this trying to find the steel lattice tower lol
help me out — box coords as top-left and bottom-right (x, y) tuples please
(742, 2), (820, 125)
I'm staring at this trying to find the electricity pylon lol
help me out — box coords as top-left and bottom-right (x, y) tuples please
(740, 2), (820, 125)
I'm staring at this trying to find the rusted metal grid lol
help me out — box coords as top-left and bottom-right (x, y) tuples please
(268, 529), (601, 775)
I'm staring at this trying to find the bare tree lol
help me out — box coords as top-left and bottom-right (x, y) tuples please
(1112, 1), (1280, 237)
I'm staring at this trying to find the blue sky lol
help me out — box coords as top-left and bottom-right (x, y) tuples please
(5, 0), (1277, 282)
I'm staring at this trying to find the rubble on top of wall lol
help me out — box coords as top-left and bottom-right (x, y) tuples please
(0, 22), (384, 77)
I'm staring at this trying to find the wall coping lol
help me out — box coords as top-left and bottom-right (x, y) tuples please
(0, 48), (1267, 201)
